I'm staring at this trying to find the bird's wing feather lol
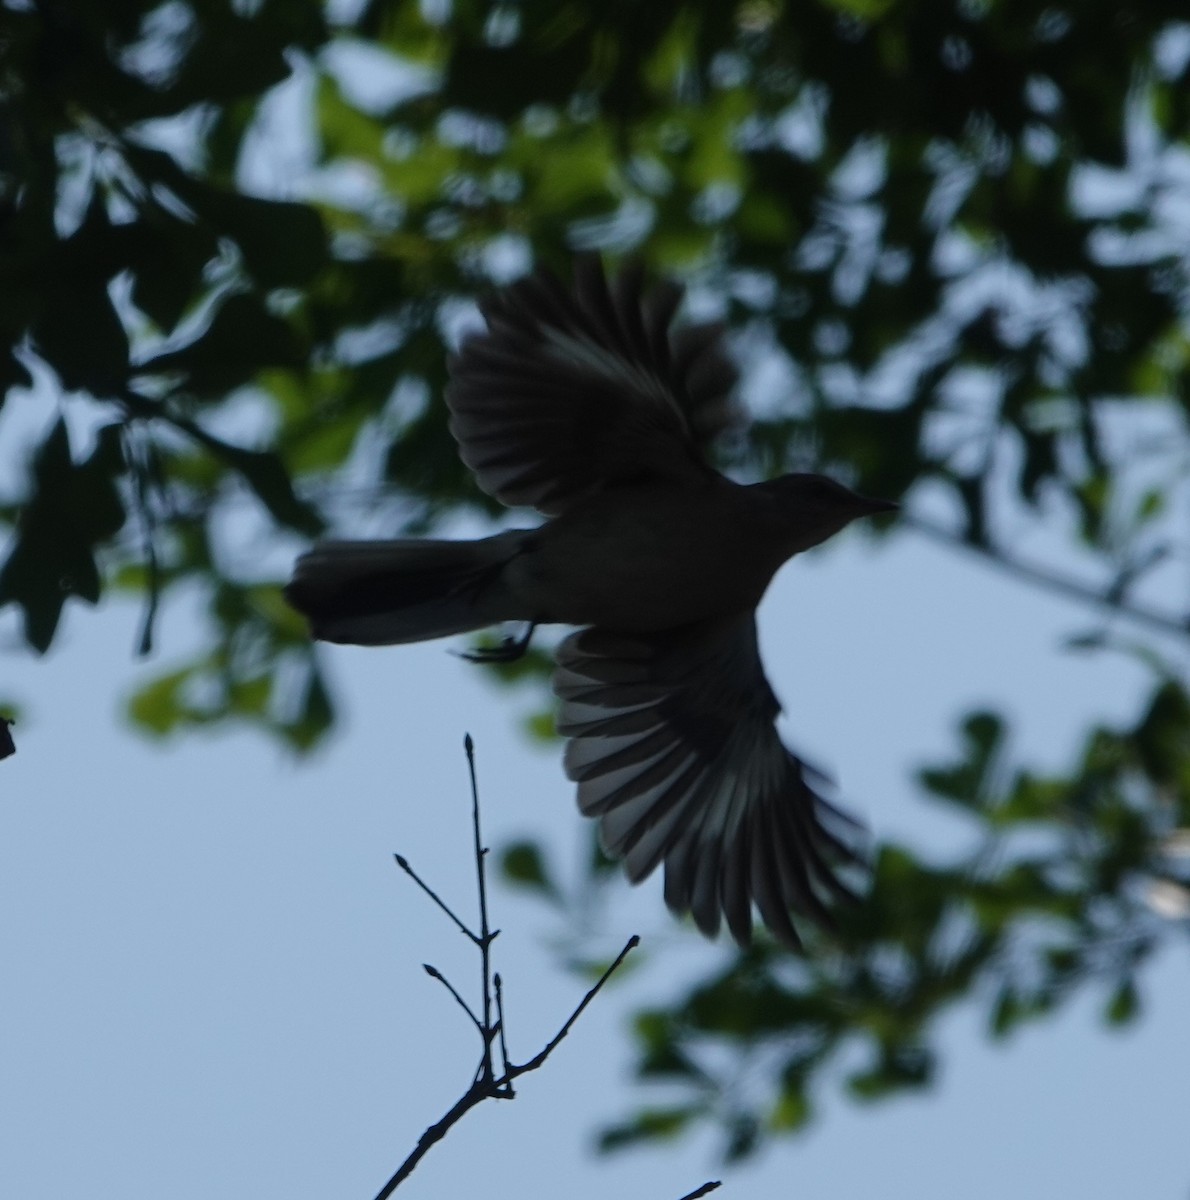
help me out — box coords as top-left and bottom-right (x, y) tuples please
(553, 617), (864, 949)
(446, 257), (738, 515)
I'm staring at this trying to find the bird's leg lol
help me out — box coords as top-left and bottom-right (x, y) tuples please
(459, 621), (538, 664)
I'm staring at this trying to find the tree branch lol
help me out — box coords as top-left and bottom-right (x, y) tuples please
(393, 853), (476, 943)
(675, 1183), (722, 1200)
(905, 514), (1189, 640)
(375, 737), (641, 1198)
(503, 935), (639, 1078)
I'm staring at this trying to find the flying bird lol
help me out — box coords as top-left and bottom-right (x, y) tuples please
(285, 258), (895, 949)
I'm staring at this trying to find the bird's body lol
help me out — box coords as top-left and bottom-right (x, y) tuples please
(295, 476), (874, 641)
(512, 479), (789, 630)
(286, 258), (895, 949)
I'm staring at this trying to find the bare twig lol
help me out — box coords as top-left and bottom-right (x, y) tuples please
(494, 972), (511, 1081)
(376, 737), (641, 1199)
(372, 1081), (494, 1200)
(373, 934), (638, 1199)
(392, 854), (475, 942)
(675, 1182), (722, 1200)
(465, 732), (499, 1083)
(121, 425), (162, 657)
(503, 935), (639, 1077)
(421, 964), (483, 1040)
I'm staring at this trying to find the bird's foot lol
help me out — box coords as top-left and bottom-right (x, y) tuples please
(459, 622), (537, 664)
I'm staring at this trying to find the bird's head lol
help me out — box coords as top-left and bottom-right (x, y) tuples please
(757, 472), (898, 555)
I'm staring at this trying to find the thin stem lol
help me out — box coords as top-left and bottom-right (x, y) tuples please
(505, 935), (640, 1078)
(465, 733), (498, 1082)
(122, 426), (162, 658)
(675, 1183), (722, 1200)
(376, 739), (642, 1197)
(422, 964), (483, 1041)
(372, 935), (641, 1198)
(906, 514), (1188, 639)
(392, 854), (477, 943)
(494, 972), (512, 1082)
(372, 1082), (489, 1200)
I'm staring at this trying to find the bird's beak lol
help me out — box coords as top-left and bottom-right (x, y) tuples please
(854, 494), (899, 517)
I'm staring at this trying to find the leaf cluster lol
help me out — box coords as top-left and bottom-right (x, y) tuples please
(1, 0), (1189, 1164)
(504, 679), (1190, 1156)
(2, 0), (1187, 710)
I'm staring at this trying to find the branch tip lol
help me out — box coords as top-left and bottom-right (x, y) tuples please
(676, 1182), (722, 1200)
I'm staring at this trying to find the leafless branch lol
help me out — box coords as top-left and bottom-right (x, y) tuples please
(374, 736), (640, 1199)
(465, 732), (499, 1083)
(494, 972), (511, 1080)
(675, 1182), (722, 1200)
(421, 963), (483, 1039)
(392, 853), (475, 943)
(502, 935), (639, 1077)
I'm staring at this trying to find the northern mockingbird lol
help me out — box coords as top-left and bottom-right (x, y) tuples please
(286, 258), (895, 949)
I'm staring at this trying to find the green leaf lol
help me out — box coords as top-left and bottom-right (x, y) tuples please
(994, 771), (1068, 824)
(32, 281), (128, 393)
(597, 1105), (702, 1153)
(128, 214), (219, 332)
(918, 711), (1006, 810)
(0, 346), (33, 402)
(1133, 681), (1190, 788)
(0, 713), (15, 760)
(989, 985), (1021, 1039)
(770, 1085), (811, 1132)
(32, 283), (127, 391)
(201, 194), (329, 289)
(1105, 977), (1139, 1027)
(228, 673), (272, 718)
(199, 439), (324, 537)
(317, 72), (387, 161)
(847, 1043), (933, 1100)
(500, 839), (560, 901)
(636, 1031), (703, 1080)
(473, 642), (555, 685)
(0, 420), (126, 652)
(127, 667), (195, 735)
(277, 664), (334, 752)
(520, 708), (557, 743)
(168, 0), (326, 105)
(724, 1112), (760, 1162)
(140, 292), (306, 395)
(29, 193), (130, 393)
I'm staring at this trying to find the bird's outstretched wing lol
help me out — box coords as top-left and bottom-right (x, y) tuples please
(553, 617), (864, 949)
(446, 257), (738, 515)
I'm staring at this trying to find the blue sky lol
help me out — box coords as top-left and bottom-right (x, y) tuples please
(2, 502), (1187, 1199)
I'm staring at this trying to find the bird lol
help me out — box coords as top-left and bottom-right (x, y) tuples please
(285, 257), (896, 949)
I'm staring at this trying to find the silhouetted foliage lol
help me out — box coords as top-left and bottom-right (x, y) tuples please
(2, 0), (1188, 1160)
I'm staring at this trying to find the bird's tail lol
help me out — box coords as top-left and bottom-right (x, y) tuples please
(284, 530), (530, 646)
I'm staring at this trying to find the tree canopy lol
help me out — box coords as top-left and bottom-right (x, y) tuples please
(2, 0), (1188, 1160)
